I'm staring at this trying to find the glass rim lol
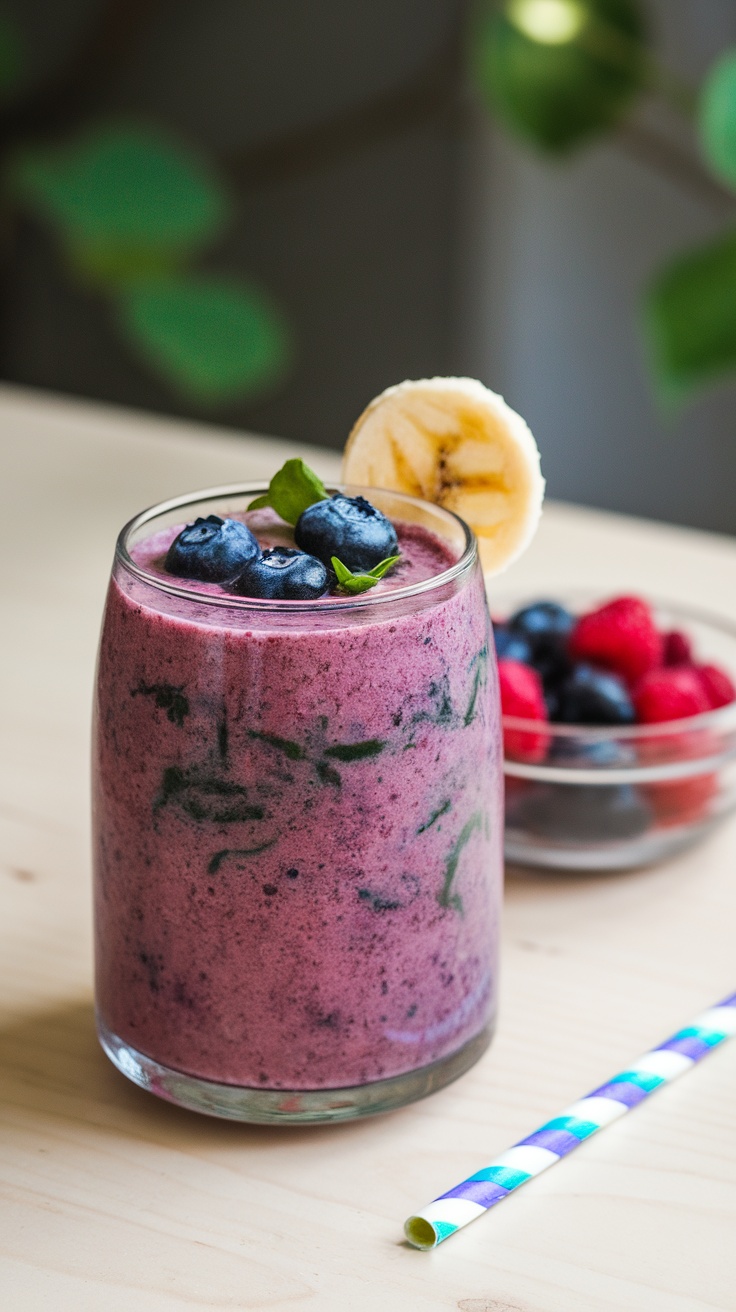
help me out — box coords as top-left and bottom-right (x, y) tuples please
(502, 701), (736, 738)
(115, 481), (477, 613)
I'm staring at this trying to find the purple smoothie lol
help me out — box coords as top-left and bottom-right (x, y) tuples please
(93, 490), (502, 1098)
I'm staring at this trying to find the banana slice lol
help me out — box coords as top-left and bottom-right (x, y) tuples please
(342, 377), (544, 576)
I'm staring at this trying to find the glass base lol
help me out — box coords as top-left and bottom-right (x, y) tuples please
(97, 1017), (494, 1123)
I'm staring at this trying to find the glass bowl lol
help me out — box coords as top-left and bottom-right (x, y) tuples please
(497, 597), (736, 871)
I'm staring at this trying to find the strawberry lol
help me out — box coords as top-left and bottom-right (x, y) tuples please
(498, 659), (549, 764)
(634, 667), (710, 724)
(634, 667), (715, 823)
(569, 596), (662, 685)
(694, 663), (736, 710)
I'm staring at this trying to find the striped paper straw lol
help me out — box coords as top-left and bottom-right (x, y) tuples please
(405, 990), (736, 1250)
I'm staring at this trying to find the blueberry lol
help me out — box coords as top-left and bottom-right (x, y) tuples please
(508, 781), (652, 843)
(493, 624), (533, 664)
(229, 548), (327, 600)
(555, 664), (635, 726)
(508, 601), (575, 654)
(536, 647), (574, 696)
(509, 601), (574, 691)
(544, 686), (562, 721)
(295, 494), (398, 571)
(166, 515), (259, 583)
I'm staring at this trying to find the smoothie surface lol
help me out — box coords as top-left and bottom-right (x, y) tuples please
(129, 509), (456, 601)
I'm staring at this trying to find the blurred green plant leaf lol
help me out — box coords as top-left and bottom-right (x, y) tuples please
(643, 229), (736, 404)
(67, 240), (183, 287)
(9, 121), (229, 261)
(472, 0), (648, 152)
(699, 50), (736, 191)
(0, 10), (23, 96)
(116, 275), (291, 402)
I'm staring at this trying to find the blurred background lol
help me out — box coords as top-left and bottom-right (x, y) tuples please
(2, 0), (736, 534)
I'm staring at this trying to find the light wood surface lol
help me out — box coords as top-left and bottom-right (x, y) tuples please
(1, 383), (735, 1312)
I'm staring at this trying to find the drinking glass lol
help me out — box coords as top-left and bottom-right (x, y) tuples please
(93, 485), (502, 1122)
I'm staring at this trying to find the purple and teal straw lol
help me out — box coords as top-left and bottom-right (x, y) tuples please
(404, 990), (736, 1250)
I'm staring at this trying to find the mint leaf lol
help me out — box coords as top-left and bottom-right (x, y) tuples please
(247, 458), (327, 524)
(331, 554), (401, 595)
(367, 554), (401, 580)
(331, 556), (357, 588)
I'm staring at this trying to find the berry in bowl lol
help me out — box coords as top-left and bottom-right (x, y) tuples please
(495, 595), (736, 871)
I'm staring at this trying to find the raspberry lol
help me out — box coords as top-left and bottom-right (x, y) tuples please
(569, 596), (662, 685)
(643, 774), (717, 827)
(498, 659), (549, 764)
(663, 630), (693, 666)
(633, 668), (710, 724)
(694, 663), (736, 710)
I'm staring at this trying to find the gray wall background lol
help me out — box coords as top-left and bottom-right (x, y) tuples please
(2, 0), (736, 535)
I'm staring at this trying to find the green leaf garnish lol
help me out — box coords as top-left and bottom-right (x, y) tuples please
(331, 554), (401, 595)
(247, 458), (328, 524)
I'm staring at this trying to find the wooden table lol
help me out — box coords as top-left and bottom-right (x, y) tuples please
(1, 383), (735, 1312)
